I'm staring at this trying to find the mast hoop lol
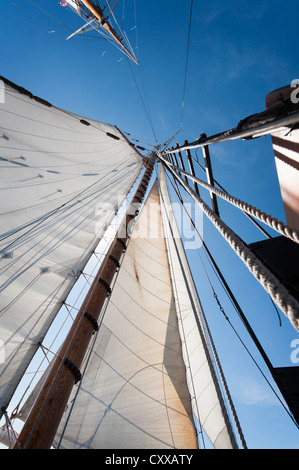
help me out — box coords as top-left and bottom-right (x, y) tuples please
(84, 312), (99, 332)
(116, 237), (127, 251)
(108, 254), (121, 269)
(158, 153), (299, 331)
(98, 277), (112, 296)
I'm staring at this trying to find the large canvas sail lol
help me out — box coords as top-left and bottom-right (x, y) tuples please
(0, 77), (143, 418)
(158, 167), (238, 449)
(55, 168), (238, 449)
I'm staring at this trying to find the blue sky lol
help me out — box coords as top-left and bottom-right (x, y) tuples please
(1, 0), (299, 449)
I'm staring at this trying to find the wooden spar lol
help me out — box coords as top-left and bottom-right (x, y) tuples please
(79, 0), (138, 64)
(14, 160), (154, 449)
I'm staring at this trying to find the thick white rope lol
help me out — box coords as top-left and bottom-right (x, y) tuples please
(168, 162), (299, 244)
(158, 153), (299, 331)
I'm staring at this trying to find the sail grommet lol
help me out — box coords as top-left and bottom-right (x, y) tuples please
(63, 358), (82, 384)
(109, 255), (120, 269)
(98, 277), (112, 296)
(84, 312), (99, 333)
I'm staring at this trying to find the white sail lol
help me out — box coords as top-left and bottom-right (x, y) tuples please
(56, 171), (238, 449)
(0, 78), (143, 417)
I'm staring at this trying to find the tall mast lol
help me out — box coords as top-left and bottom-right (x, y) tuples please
(79, 0), (138, 64)
(14, 159), (154, 449)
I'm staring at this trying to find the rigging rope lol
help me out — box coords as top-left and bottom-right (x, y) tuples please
(158, 152), (299, 332)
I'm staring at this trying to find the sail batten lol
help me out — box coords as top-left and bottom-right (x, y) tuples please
(0, 78), (143, 418)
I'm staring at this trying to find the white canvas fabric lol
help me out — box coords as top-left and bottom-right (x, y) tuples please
(0, 79), (142, 416)
(56, 171), (237, 449)
(57, 180), (198, 449)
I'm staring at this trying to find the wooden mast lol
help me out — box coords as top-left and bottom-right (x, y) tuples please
(80, 0), (139, 64)
(14, 159), (154, 449)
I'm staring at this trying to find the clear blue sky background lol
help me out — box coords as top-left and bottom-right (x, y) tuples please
(1, 0), (299, 449)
